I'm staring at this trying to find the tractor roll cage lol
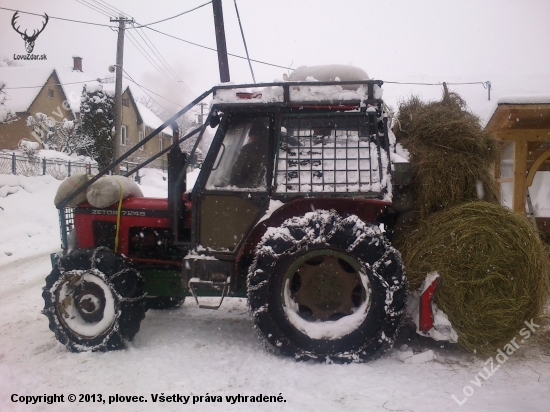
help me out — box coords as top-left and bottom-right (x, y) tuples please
(56, 80), (385, 250)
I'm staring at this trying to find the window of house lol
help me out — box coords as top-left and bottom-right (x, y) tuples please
(47, 89), (54, 98)
(139, 131), (144, 150)
(121, 125), (127, 146)
(122, 97), (129, 107)
(159, 138), (163, 152)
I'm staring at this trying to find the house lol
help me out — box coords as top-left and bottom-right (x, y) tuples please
(0, 65), (75, 150)
(485, 97), (550, 239)
(0, 57), (172, 169)
(101, 83), (172, 169)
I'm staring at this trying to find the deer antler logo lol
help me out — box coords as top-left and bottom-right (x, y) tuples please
(11, 12), (49, 54)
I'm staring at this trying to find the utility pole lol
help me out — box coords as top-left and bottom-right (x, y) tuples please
(197, 103), (208, 124)
(110, 16), (134, 173)
(212, 0), (230, 83)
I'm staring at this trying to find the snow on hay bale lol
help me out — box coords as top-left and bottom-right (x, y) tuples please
(394, 91), (498, 217)
(396, 201), (550, 353)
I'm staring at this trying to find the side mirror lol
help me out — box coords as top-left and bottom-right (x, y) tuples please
(209, 113), (221, 128)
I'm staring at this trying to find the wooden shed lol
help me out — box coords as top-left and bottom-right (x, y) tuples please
(485, 99), (550, 236)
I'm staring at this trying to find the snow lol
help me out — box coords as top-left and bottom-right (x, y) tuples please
(256, 199), (284, 225)
(34, 149), (95, 164)
(54, 270), (117, 337)
(275, 135), (390, 194)
(213, 84), (382, 104)
(0, 174), (549, 411)
(135, 101), (173, 136)
(498, 95), (550, 104)
(287, 65), (370, 85)
(0, 66), (54, 112)
(54, 67), (100, 114)
(283, 274), (373, 340)
(398, 349), (436, 364)
(407, 273), (459, 343)
(212, 65), (382, 105)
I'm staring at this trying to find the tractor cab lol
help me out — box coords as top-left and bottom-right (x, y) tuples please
(48, 77), (411, 360)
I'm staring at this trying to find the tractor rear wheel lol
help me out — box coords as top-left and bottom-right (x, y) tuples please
(247, 210), (407, 362)
(42, 247), (146, 352)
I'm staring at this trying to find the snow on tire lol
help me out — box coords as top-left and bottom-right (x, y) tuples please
(247, 209), (407, 362)
(42, 247), (146, 352)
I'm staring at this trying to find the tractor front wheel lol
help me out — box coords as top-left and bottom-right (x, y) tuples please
(42, 247), (146, 352)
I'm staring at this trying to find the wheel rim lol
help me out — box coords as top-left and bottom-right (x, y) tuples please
(281, 249), (372, 339)
(55, 270), (117, 339)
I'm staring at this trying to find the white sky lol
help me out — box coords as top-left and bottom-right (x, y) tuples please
(1, 0), (549, 123)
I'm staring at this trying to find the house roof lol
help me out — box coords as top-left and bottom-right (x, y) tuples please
(0, 66), (54, 112)
(55, 67), (101, 114)
(0, 65), (171, 135)
(102, 83), (172, 136)
(0, 65), (102, 115)
(485, 100), (550, 142)
(135, 101), (172, 136)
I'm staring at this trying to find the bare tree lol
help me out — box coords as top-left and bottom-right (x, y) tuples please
(26, 113), (93, 155)
(138, 96), (167, 119)
(0, 81), (17, 123)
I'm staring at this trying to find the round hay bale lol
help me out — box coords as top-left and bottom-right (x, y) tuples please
(395, 201), (550, 353)
(394, 93), (499, 217)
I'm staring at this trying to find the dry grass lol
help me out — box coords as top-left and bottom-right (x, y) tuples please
(394, 92), (499, 217)
(395, 202), (550, 354)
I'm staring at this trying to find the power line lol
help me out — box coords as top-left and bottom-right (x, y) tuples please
(144, 26), (293, 70)
(384, 80), (492, 100)
(233, 0), (255, 83)
(75, 0), (112, 18)
(1, 4), (294, 72)
(130, 27), (194, 100)
(123, 70), (185, 108)
(96, 0), (132, 19)
(0, 6), (115, 27)
(128, 1), (212, 29)
(125, 30), (193, 101)
(136, 27), (197, 97)
(89, 0), (121, 17)
(384, 80), (490, 86)
(123, 72), (169, 114)
(4, 78), (111, 90)
(96, 0), (197, 98)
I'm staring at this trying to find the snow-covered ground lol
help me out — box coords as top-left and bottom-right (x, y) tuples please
(0, 174), (549, 412)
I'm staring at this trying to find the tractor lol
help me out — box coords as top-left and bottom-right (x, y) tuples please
(43, 75), (416, 362)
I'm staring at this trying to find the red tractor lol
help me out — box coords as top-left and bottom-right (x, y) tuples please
(43, 78), (413, 362)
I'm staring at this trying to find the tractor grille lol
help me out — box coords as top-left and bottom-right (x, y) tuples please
(275, 113), (387, 194)
(59, 207), (75, 250)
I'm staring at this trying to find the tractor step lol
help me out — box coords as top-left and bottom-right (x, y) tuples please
(188, 277), (229, 310)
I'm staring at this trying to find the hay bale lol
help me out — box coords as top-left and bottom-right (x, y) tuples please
(394, 92), (499, 217)
(395, 201), (550, 353)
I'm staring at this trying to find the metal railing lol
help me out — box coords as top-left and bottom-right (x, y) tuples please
(0, 152), (99, 179)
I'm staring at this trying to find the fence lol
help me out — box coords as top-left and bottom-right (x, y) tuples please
(0, 152), (99, 180)
(0, 152), (168, 182)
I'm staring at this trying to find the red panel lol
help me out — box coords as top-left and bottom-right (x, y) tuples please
(419, 277), (440, 333)
(74, 197), (178, 256)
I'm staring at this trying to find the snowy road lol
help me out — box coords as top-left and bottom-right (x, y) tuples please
(0, 175), (548, 411)
(1, 251), (549, 412)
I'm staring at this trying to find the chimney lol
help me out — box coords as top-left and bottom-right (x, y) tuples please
(72, 56), (83, 72)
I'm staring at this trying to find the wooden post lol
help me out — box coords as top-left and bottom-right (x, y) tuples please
(512, 141), (528, 214)
(212, 0), (230, 83)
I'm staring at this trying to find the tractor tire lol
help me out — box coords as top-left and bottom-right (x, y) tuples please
(42, 247), (146, 352)
(247, 209), (407, 362)
(145, 296), (185, 310)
